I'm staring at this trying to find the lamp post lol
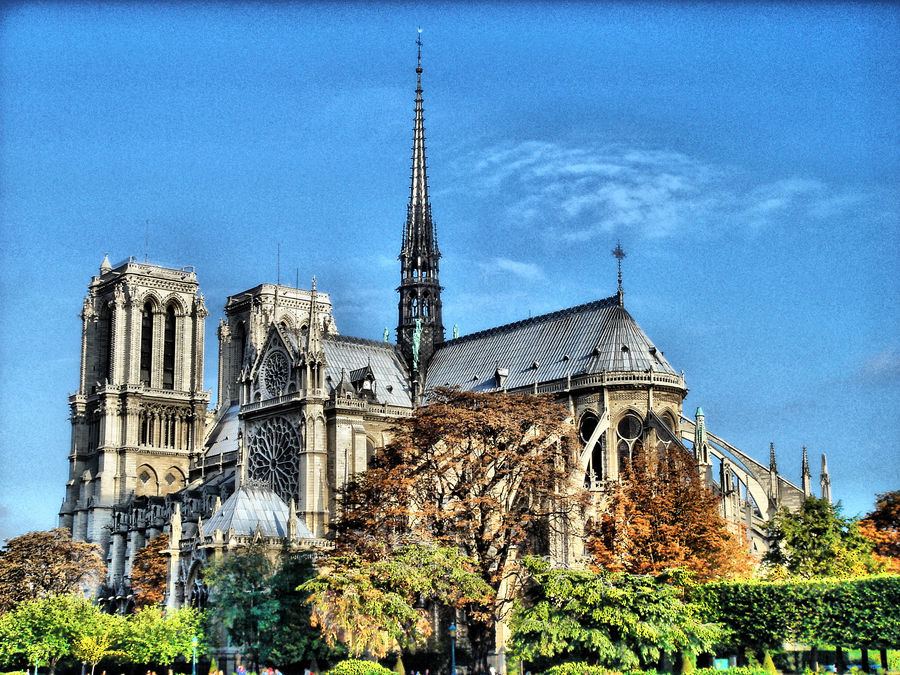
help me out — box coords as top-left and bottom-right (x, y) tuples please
(449, 622), (457, 675)
(191, 636), (198, 675)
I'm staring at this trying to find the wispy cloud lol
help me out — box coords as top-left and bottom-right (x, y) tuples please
(451, 141), (867, 241)
(854, 347), (900, 385)
(481, 257), (545, 281)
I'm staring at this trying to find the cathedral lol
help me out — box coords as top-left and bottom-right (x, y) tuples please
(59, 42), (829, 615)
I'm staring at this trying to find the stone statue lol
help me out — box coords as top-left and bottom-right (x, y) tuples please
(412, 318), (422, 369)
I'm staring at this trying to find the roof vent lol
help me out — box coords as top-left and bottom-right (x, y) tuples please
(563, 354), (570, 362)
(495, 367), (509, 388)
(621, 344), (630, 352)
(531, 361), (540, 369)
(592, 346), (601, 357)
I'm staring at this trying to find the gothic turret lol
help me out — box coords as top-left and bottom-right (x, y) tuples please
(801, 445), (811, 497)
(398, 32), (444, 395)
(820, 453), (832, 503)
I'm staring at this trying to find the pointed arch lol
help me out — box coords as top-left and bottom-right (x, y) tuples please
(162, 304), (177, 389)
(140, 301), (154, 386)
(136, 464), (159, 497)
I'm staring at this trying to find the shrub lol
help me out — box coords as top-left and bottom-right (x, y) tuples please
(694, 669), (771, 675)
(540, 664), (622, 675)
(325, 660), (395, 675)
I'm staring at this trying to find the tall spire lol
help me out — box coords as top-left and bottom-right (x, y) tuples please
(801, 445), (811, 497)
(612, 242), (626, 306)
(820, 453), (832, 503)
(398, 29), (444, 393)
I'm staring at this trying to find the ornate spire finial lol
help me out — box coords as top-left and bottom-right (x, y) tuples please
(612, 241), (626, 305)
(801, 445), (811, 497)
(416, 28), (422, 73)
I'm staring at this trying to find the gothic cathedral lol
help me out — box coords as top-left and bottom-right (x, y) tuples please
(60, 41), (825, 613)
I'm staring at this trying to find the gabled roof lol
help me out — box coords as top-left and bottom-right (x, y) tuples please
(323, 335), (413, 407)
(424, 296), (677, 392)
(202, 483), (315, 539)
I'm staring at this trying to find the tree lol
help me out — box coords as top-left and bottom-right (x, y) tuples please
(763, 497), (881, 578)
(0, 594), (105, 675)
(586, 443), (753, 581)
(858, 490), (900, 573)
(508, 557), (724, 672)
(300, 545), (491, 659)
(72, 613), (125, 675)
(0, 529), (106, 614)
(266, 553), (343, 666)
(121, 606), (205, 667)
(131, 534), (169, 608)
(333, 388), (586, 671)
(203, 543), (278, 670)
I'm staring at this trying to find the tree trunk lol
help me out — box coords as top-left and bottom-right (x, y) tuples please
(810, 646), (819, 672)
(861, 647), (869, 673)
(836, 646), (845, 674)
(880, 649), (888, 671)
(465, 615), (494, 675)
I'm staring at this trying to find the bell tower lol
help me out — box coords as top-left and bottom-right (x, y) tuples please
(397, 32), (444, 396)
(60, 256), (209, 563)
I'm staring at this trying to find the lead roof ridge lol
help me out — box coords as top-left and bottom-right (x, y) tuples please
(439, 294), (621, 347)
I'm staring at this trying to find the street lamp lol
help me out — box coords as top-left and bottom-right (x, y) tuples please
(191, 636), (198, 675)
(449, 622), (457, 675)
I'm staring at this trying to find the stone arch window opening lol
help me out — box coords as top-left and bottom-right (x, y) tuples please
(99, 304), (113, 384)
(616, 411), (643, 473)
(140, 302), (153, 386)
(162, 305), (176, 390)
(579, 411), (605, 487)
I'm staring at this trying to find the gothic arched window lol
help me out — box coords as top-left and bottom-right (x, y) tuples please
(162, 305), (176, 390)
(140, 302), (153, 386)
(99, 305), (113, 385)
(616, 412), (643, 475)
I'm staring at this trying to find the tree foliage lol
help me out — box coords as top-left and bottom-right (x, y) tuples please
(859, 490), (900, 573)
(203, 545), (334, 668)
(120, 606), (204, 666)
(0, 529), (106, 614)
(694, 575), (900, 650)
(0, 595), (105, 674)
(300, 544), (491, 659)
(130, 534), (169, 609)
(586, 444), (753, 581)
(508, 557), (724, 671)
(763, 497), (881, 578)
(334, 388), (586, 669)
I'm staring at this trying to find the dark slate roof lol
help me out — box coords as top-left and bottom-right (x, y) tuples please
(202, 483), (315, 539)
(424, 296), (677, 392)
(203, 404), (240, 458)
(323, 335), (413, 408)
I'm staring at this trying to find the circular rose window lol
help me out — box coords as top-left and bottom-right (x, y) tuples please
(263, 351), (289, 396)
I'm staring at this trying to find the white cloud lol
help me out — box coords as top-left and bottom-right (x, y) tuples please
(491, 257), (544, 280)
(855, 347), (900, 384)
(452, 141), (867, 241)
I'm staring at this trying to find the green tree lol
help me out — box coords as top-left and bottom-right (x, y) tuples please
(121, 606), (205, 668)
(266, 553), (341, 666)
(0, 529), (106, 614)
(763, 497), (881, 578)
(203, 543), (278, 670)
(72, 613), (125, 675)
(508, 558), (724, 672)
(0, 594), (104, 675)
(334, 388), (585, 671)
(300, 545), (491, 660)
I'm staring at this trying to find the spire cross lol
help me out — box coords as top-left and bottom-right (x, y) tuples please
(612, 242), (626, 294)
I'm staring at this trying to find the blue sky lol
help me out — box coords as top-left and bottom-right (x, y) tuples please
(0, 2), (897, 541)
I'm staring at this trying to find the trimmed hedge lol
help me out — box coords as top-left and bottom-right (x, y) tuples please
(540, 665), (622, 675)
(324, 660), (394, 675)
(693, 575), (900, 650)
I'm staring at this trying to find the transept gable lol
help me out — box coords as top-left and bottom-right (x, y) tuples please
(247, 324), (299, 400)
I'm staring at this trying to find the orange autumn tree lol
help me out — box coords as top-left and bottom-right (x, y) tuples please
(332, 387), (588, 672)
(131, 533), (169, 608)
(587, 443), (753, 581)
(859, 490), (900, 573)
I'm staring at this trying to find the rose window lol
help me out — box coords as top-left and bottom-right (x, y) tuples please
(263, 351), (290, 396)
(246, 417), (300, 504)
